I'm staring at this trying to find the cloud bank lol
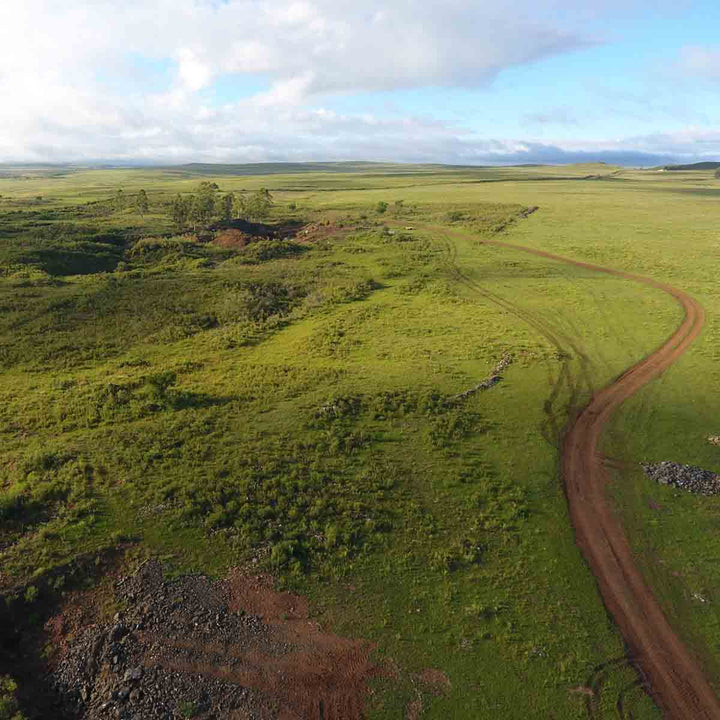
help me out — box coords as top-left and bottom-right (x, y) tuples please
(0, 0), (717, 165)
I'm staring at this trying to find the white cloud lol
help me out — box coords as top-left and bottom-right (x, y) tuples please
(0, 0), (709, 164)
(177, 49), (213, 91)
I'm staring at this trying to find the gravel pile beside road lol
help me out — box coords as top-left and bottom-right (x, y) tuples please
(643, 461), (720, 495)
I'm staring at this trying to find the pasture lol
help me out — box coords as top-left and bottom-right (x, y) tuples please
(1, 162), (719, 718)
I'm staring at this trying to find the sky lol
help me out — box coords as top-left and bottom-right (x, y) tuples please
(1, 0), (719, 166)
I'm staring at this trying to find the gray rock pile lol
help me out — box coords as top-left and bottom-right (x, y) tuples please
(454, 353), (513, 401)
(49, 562), (287, 720)
(643, 461), (720, 496)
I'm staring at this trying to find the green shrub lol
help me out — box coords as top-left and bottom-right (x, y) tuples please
(178, 701), (199, 718)
(130, 235), (198, 257)
(146, 371), (178, 402)
(0, 487), (25, 522)
(428, 410), (483, 448)
(236, 240), (304, 264)
(0, 675), (26, 720)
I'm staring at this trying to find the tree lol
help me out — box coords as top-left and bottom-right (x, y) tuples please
(0, 674), (26, 720)
(171, 194), (191, 231)
(221, 192), (234, 223)
(244, 187), (273, 220)
(715, 168), (720, 179)
(135, 189), (149, 218)
(376, 201), (388, 215)
(233, 192), (247, 220)
(192, 182), (217, 228)
(114, 189), (126, 212)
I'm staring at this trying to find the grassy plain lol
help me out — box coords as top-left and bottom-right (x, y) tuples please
(1, 161), (719, 718)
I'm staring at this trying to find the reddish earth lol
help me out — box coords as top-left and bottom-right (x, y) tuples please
(222, 572), (381, 720)
(45, 562), (384, 719)
(214, 229), (252, 248)
(295, 222), (347, 243)
(487, 238), (720, 719)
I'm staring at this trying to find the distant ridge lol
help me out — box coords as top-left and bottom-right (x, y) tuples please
(662, 161), (720, 171)
(163, 161), (492, 176)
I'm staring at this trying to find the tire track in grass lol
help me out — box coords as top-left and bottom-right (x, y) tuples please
(450, 229), (717, 718)
(432, 229), (593, 445)
(431, 228), (632, 715)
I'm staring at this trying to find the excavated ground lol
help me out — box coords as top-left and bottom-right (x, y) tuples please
(45, 561), (379, 720)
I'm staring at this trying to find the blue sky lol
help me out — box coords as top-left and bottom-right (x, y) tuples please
(1, 0), (719, 164)
(321, 2), (720, 141)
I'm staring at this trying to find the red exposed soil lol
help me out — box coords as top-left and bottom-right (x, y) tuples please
(214, 229), (252, 248)
(295, 222), (347, 243)
(44, 562), (386, 720)
(418, 668), (451, 695)
(485, 238), (720, 719)
(224, 572), (381, 720)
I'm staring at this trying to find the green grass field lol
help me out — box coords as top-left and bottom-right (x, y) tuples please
(1, 162), (719, 719)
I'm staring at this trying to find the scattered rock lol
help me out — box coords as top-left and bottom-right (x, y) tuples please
(643, 461), (720, 495)
(123, 667), (143, 682)
(454, 353), (513, 401)
(110, 623), (127, 641)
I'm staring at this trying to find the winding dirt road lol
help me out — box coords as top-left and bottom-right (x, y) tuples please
(482, 238), (719, 718)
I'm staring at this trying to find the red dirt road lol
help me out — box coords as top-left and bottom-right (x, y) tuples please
(488, 239), (719, 718)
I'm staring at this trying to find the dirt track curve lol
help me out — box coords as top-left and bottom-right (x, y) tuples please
(482, 238), (719, 719)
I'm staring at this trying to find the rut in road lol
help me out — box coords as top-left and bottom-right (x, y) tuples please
(441, 226), (717, 719)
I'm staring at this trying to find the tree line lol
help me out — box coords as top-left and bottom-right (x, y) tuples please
(108, 183), (275, 231)
(170, 183), (273, 232)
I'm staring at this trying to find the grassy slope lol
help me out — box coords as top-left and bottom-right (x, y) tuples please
(423, 169), (720, 702)
(3, 164), (718, 718)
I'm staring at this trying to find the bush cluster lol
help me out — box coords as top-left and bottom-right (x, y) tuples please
(0, 675), (26, 720)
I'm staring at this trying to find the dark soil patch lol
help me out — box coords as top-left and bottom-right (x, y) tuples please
(212, 220), (347, 250)
(224, 220), (303, 240)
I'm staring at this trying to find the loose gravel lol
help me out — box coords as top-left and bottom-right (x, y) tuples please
(643, 461), (720, 496)
(47, 561), (376, 720)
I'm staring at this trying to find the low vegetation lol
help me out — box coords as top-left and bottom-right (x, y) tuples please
(2, 162), (720, 718)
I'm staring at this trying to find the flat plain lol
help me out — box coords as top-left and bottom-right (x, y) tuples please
(1, 162), (719, 719)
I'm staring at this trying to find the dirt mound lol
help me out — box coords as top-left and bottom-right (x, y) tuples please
(214, 229), (252, 248)
(296, 222), (345, 243)
(47, 561), (379, 719)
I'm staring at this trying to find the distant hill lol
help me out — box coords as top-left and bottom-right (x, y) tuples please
(163, 161), (495, 176)
(662, 161), (720, 171)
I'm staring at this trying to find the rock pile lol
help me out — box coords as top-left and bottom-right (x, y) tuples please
(46, 561), (376, 720)
(49, 564), (277, 719)
(643, 461), (720, 496)
(453, 353), (513, 401)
